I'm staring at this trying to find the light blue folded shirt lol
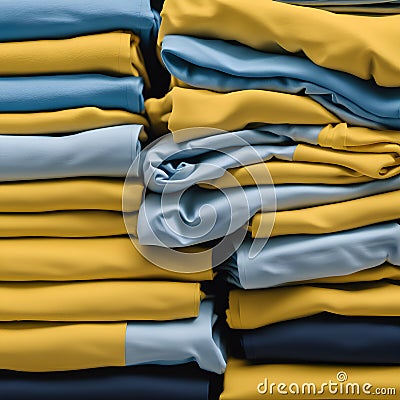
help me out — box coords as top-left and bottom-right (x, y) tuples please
(0, 125), (142, 181)
(139, 127), (321, 195)
(0, 75), (144, 113)
(138, 175), (400, 247)
(161, 35), (400, 130)
(0, 0), (158, 46)
(126, 300), (226, 374)
(222, 222), (400, 289)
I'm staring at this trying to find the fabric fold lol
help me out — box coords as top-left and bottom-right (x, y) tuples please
(0, 75), (144, 113)
(161, 35), (400, 129)
(226, 222), (400, 289)
(145, 88), (340, 138)
(235, 314), (400, 364)
(0, 237), (213, 282)
(0, 365), (213, 399)
(221, 358), (400, 400)
(0, 108), (148, 135)
(0, 32), (149, 85)
(227, 281), (400, 329)
(159, 0), (400, 86)
(0, 125), (142, 181)
(252, 189), (400, 237)
(0, 179), (137, 213)
(0, 281), (202, 321)
(0, 210), (126, 238)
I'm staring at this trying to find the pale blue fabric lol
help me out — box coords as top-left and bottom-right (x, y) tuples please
(161, 36), (400, 130)
(139, 127), (322, 194)
(0, 0), (158, 46)
(125, 300), (226, 374)
(222, 222), (400, 289)
(0, 75), (144, 113)
(138, 175), (400, 247)
(0, 125), (142, 181)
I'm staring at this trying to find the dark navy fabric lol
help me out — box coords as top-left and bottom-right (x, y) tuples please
(235, 314), (400, 364)
(0, 364), (213, 400)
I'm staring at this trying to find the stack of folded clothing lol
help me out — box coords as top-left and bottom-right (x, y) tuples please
(141, 0), (400, 398)
(0, 1), (224, 399)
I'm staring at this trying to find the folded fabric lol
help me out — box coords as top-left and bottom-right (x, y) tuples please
(0, 75), (143, 113)
(221, 358), (400, 400)
(0, 179), (138, 212)
(0, 237), (213, 282)
(306, 263), (400, 285)
(0, 365), (214, 400)
(162, 36), (400, 130)
(227, 281), (400, 329)
(137, 145), (400, 247)
(0, 281), (202, 321)
(0, 300), (223, 373)
(0, 125), (142, 181)
(125, 301), (226, 373)
(145, 88), (339, 137)
(234, 314), (400, 364)
(0, 211), (125, 237)
(0, 0), (158, 46)
(0, 32), (149, 84)
(141, 125), (400, 194)
(159, 0), (400, 86)
(201, 161), (373, 186)
(224, 222), (400, 289)
(0, 108), (148, 135)
(252, 189), (400, 238)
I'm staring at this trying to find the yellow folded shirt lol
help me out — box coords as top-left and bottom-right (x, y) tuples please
(0, 178), (143, 212)
(145, 88), (339, 139)
(227, 282), (400, 329)
(159, 0), (400, 86)
(0, 108), (148, 136)
(252, 189), (400, 237)
(293, 144), (400, 180)
(0, 322), (125, 372)
(0, 210), (126, 237)
(0, 237), (213, 282)
(221, 358), (400, 400)
(305, 263), (400, 285)
(0, 281), (202, 321)
(0, 31), (150, 88)
(199, 161), (373, 188)
(318, 123), (400, 154)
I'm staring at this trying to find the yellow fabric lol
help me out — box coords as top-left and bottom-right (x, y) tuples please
(0, 210), (126, 237)
(159, 0), (400, 86)
(0, 178), (143, 212)
(0, 31), (150, 88)
(0, 108), (148, 136)
(0, 237), (213, 282)
(318, 123), (400, 154)
(252, 189), (400, 237)
(305, 263), (400, 285)
(0, 322), (126, 372)
(293, 144), (400, 179)
(145, 88), (340, 139)
(199, 161), (373, 188)
(227, 282), (400, 329)
(0, 281), (202, 321)
(221, 358), (400, 400)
